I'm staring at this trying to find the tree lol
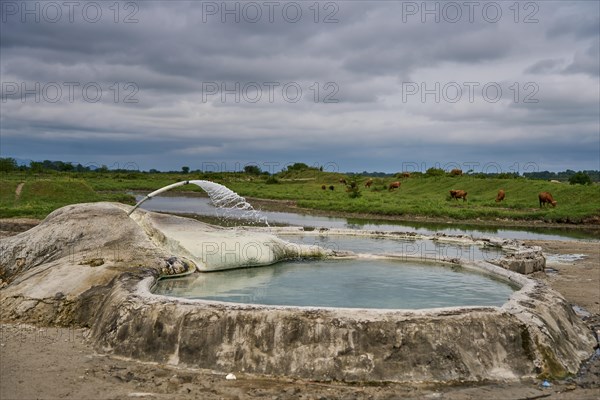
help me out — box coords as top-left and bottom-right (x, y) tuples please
(181, 166), (190, 174)
(30, 161), (44, 173)
(75, 163), (87, 172)
(569, 172), (592, 185)
(243, 165), (261, 175)
(0, 157), (17, 172)
(286, 162), (310, 171)
(58, 161), (74, 172)
(425, 167), (445, 177)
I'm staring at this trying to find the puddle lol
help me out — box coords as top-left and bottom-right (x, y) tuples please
(545, 254), (587, 264)
(572, 305), (592, 319)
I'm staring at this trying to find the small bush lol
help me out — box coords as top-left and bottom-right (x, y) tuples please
(425, 168), (445, 177)
(346, 179), (361, 198)
(569, 172), (592, 185)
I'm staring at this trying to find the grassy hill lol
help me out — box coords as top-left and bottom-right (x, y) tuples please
(226, 174), (600, 223)
(0, 177), (134, 218)
(1, 171), (598, 224)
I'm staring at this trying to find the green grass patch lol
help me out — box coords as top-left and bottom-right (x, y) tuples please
(0, 176), (135, 218)
(0, 171), (598, 223)
(226, 175), (600, 223)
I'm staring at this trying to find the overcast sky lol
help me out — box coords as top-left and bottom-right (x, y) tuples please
(1, 1), (598, 173)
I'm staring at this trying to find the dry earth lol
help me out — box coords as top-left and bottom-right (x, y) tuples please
(1, 221), (599, 400)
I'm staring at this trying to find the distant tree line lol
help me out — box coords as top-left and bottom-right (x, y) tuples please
(1, 158), (598, 184)
(0, 158), (121, 173)
(523, 170), (599, 183)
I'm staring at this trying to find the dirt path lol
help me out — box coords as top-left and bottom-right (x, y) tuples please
(14, 183), (24, 200)
(1, 226), (599, 399)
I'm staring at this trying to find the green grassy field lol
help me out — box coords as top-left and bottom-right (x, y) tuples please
(1, 170), (599, 223)
(0, 175), (135, 218)
(226, 175), (600, 223)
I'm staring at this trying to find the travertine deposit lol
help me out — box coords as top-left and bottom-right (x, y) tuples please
(0, 203), (595, 382)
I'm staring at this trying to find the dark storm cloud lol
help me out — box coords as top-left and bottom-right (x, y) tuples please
(1, 0), (598, 172)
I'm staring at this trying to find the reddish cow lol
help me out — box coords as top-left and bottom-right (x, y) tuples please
(402, 172), (411, 178)
(339, 178), (347, 185)
(321, 184), (327, 190)
(496, 189), (505, 202)
(365, 179), (373, 188)
(539, 192), (557, 208)
(388, 181), (401, 191)
(450, 189), (468, 201)
(450, 169), (463, 176)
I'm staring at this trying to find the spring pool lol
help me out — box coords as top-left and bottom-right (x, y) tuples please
(153, 258), (518, 309)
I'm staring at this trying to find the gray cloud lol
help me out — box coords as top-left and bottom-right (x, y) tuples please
(1, 0), (598, 173)
(563, 38), (600, 76)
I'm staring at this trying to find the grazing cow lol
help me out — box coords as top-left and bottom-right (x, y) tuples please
(496, 189), (505, 202)
(365, 179), (373, 188)
(388, 181), (401, 191)
(450, 169), (463, 176)
(402, 172), (411, 178)
(339, 178), (347, 185)
(329, 185), (335, 191)
(450, 189), (468, 201)
(539, 192), (557, 208)
(321, 184), (327, 190)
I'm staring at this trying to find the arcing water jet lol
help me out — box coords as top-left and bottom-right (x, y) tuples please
(128, 180), (268, 225)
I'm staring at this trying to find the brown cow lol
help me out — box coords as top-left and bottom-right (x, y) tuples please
(401, 172), (411, 178)
(450, 169), (463, 176)
(539, 192), (557, 208)
(496, 189), (505, 202)
(365, 178), (373, 188)
(450, 189), (467, 201)
(321, 184), (327, 190)
(339, 178), (347, 185)
(388, 181), (401, 191)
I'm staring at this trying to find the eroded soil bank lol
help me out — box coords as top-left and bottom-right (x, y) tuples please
(1, 215), (599, 399)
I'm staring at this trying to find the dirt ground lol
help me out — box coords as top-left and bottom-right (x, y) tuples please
(1, 223), (599, 400)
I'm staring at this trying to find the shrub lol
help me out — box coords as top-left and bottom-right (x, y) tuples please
(0, 158), (17, 172)
(244, 165), (262, 175)
(346, 178), (361, 198)
(425, 168), (445, 177)
(569, 172), (592, 185)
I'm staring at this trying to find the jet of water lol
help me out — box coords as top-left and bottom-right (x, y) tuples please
(128, 180), (268, 226)
(189, 180), (268, 226)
